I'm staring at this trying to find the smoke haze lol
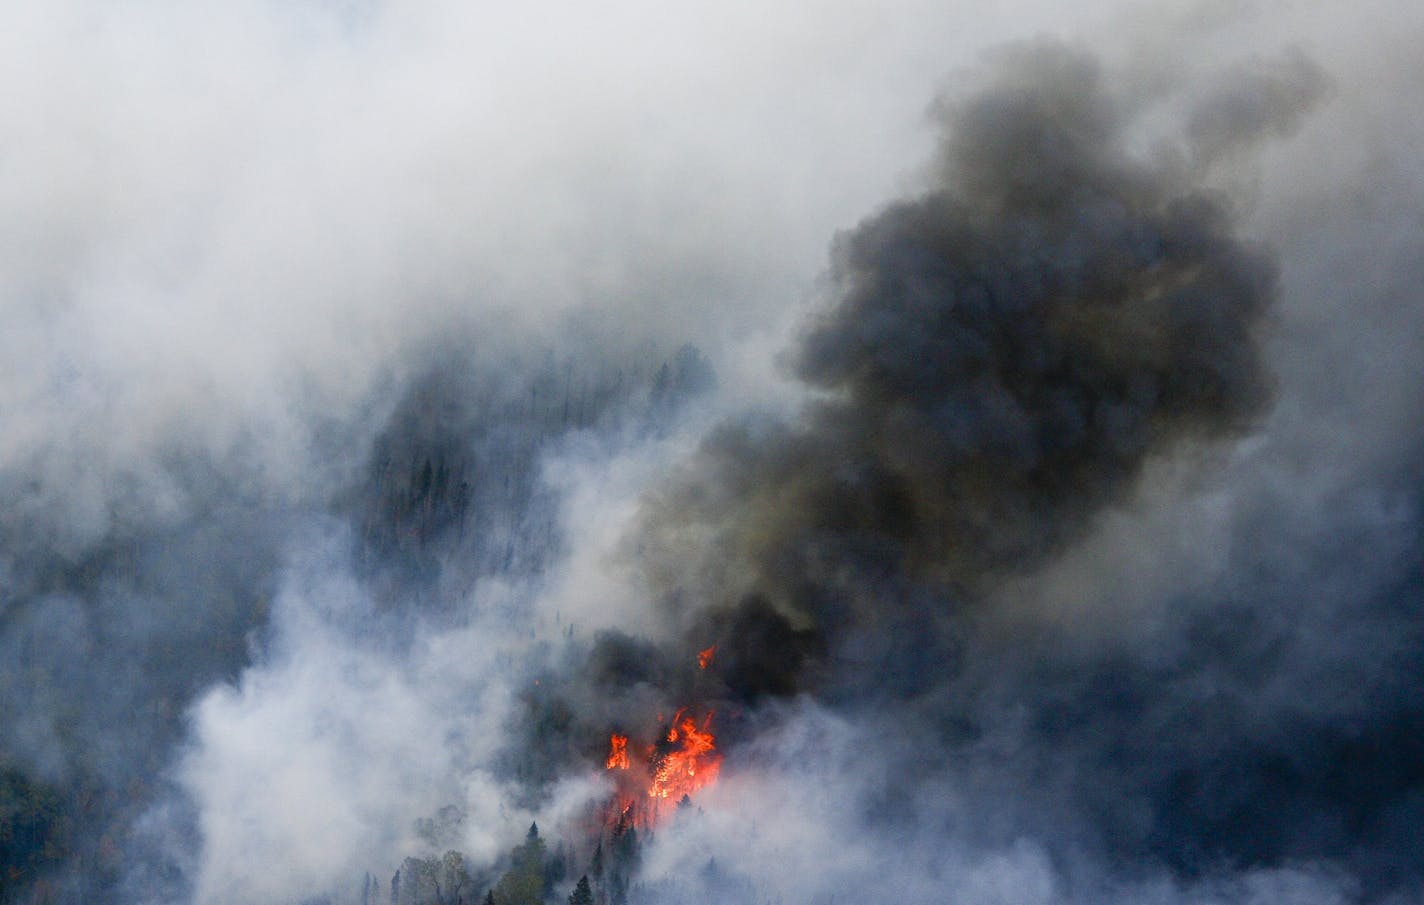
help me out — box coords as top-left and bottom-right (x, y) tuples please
(2, 2), (1423, 904)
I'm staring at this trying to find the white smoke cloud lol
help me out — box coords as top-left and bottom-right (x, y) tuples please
(4, 1), (1424, 904)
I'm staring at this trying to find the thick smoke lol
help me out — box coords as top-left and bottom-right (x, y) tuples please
(620, 29), (1424, 905)
(3, 2), (1424, 905)
(633, 42), (1308, 697)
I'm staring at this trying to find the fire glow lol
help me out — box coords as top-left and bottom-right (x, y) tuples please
(603, 710), (722, 826)
(649, 709), (721, 800)
(601, 652), (724, 827)
(605, 734), (630, 771)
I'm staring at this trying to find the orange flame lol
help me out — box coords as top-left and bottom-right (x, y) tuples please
(697, 646), (716, 670)
(600, 710), (722, 828)
(649, 710), (722, 801)
(605, 733), (629, 771)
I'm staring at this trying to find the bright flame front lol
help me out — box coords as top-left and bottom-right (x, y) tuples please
(649, 710), (721, 801)
(602, 709), (723, 827)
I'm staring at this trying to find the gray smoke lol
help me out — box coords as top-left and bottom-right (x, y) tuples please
(616, 29), (1424, 905)
(633, 42), (1303, 698)
(3, 2), (1423, 905)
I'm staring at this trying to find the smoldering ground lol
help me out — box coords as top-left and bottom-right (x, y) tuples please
(3, 2), (1424, 905)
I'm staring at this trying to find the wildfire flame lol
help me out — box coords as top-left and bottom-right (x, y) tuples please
(649, 709), (721, 800)
(602, 711), (722, 826)
(598, 650), (724, 828)
(605, 733), (629, 771)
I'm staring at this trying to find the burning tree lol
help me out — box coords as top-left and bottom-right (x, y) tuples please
(601, 710), (722, 830)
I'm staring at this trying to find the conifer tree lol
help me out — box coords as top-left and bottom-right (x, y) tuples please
(494, 823), (549, 905)
(568, 875), (594, 905)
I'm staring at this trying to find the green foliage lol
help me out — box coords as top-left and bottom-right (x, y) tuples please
(492, 824), (548, 905)
(391, 851), (473, 905)
(567, 875), (593, 905)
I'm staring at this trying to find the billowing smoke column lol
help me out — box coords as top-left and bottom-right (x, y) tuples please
(642, 43), (1304, 690)
(592, 44), (1424, 905)
(5, 5), (1424, 904)
(527, 41), (1316, 747)
(513, 39), (1424, 905)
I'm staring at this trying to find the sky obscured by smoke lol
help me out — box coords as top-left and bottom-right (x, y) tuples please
(2, 1), (1423, 904)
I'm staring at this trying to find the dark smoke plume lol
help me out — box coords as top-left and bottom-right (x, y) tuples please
(633, 43), (1295, 699)
(504, 40), (1334, 843)
(6, 5), (1423, 901)
(583, 41), (1424, 905)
